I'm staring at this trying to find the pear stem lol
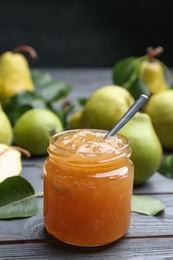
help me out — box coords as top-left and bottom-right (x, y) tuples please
(0, 146), (31, 158)
(146, 46), (164, 61)
(13, 45), (38, 59)
(11, 146), (31, 158)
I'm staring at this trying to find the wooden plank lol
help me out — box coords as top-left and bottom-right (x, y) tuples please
(133, 172), (173, 194)
(20, 166), (43, 194)
(22, 156), (46, 167)
(0, 237), (173, 259)
(0, 195), (173, 241)
(129, 194), (173, 237)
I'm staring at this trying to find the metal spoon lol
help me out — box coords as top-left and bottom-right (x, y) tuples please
(104, 94), (148, 139)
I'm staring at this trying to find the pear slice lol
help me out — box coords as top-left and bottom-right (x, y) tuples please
(0, 144), (26, 183)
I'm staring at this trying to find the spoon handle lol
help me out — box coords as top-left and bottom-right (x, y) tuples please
(104, 94), (148, 139)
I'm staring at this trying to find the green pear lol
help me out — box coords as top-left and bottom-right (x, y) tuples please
(145, 90), (173, 150)
(138, 47), (169, 94)
(118, 112), (163, 185)
(69, 110), (83, 129)
(79, 85), (135, 130)
(13, 108), (63, 156)
(0, 46), (35, 106)
(0, 103), (13, 145)
(139, 60), (169, 94)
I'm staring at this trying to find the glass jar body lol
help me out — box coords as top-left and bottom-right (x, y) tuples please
(44, 129), (134, 247)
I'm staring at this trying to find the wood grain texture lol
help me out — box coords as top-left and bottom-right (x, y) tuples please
(1, 237), (173, 259)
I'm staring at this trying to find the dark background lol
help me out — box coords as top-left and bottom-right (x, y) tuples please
(1, 0), (173, 68)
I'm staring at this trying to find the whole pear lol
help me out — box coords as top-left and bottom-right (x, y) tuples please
(13, 108), (63, 156)
(138, 47), (169, 94)
(139, 60), (169, 94)
(79, 85), (135, 130)
(0, 47), (35, 106)
(145, 90), (173, 150)
(118, 112), (163, 185)
(69, 110), (83, 129)
(0, 103), (13, 145)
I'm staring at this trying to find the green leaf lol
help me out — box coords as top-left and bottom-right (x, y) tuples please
(112, 57), (144, 86)
(78, 97), (88, 106)
(0, 176), (39, 219)
(39, 81), (72, 104)
(158, 154), (173, 179)
(31, 69), (73, 103)
(131, 195), (165, 216)
(4, 90), (40, 106)
(127, 78), (150, 100)
(112, 57), (136, 85)
(31, 69), (53, 87)
(4, 91), (48, 125)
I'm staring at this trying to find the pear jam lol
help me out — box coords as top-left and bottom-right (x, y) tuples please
(44, 129), (134, 246)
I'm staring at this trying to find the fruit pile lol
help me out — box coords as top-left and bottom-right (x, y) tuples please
(0, 46), (72, 183)
(69, 46), (173, 184)
(1, 46), (173, 186)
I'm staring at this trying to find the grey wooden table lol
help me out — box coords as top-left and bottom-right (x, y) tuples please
(1, 69), (173, 259)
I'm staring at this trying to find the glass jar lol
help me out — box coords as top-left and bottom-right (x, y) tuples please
(44, 129), (134, 247)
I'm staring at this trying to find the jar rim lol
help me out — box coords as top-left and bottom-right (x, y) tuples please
(49, 129), (130, 155)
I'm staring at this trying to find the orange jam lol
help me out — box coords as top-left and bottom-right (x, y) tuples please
(44, 129), (134, 246)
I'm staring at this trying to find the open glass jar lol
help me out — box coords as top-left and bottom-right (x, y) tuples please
(44, 129), (134, 247)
